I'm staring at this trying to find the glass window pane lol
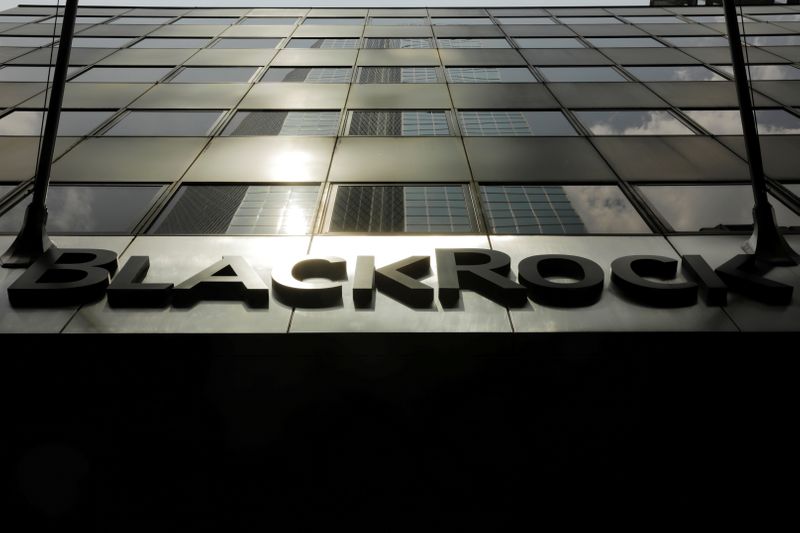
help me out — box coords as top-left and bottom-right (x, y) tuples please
(664, 36), (729, 47)
(303, 18), (364, 25)
(260, 67), (352, 83)
(173, 17), (238, 25)
(624, 65), (725, 82)
(432, 18), (493, 25)
(458, 111), (576, 136)
(111, 17), (173, 25)
(0, 65), (81, 82)
(575, 110), (695, 135)
(104, 111), (224, 136)
(347, 111), (449, 136)
(639, 185), (800, 232)
(365, 38), (432, 49)
(240, 17), (299, 25)
(688, 15), (754, 23)
(132, 38), (212, 48)
(357, 67), (438, 84)
(0, 16), (45, 23)
(286, 38), (359, 49)
(71, 66), (173, 83)
(71, 37), (134, 48)
(168, 67), (258, 83)
(328, 185), (475, 233)
(514, 38), (584, 48)
(588, 37), (664, 48)
(222, 111), (341, 136)
(539, 66), (625, 82)
(0, 185), (164, 234)
(0, 37), (59, 47)
(446, 67), (536, 83)
(150, 185), (319, 235)
(211, 38), (280, 49)
(0, 110), (114, 136)
(558, 17), (622, 24)
(753, 14), (800, 22)
(438, 38), (511, 49)
(715, 65), (800, 81)
(39, 16), (111, 24)
(369, 17), (427, 26)
(481, 185), (650, 234)
(745, 35), (800, 47)
(624, 16), (684, 24)
(683, 109), (800, 135)
(497, 17), (554, 25)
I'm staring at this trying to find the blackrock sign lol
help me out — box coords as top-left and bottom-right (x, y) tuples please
(5, 247), (795, 310)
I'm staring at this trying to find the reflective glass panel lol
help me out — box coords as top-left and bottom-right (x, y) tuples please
(624, 16), (684, 24)
(0, 185), (164, 234)
(438, 38), (511, 49)
(303, 18), (364, 25)
(104, 111), (224, 136)
(539, 66), (625, 82)
(132, 38), (212, 48)
(588, 37), (664, 48)
(0, 110), (114, 136)
(559, 17), (622, 24)
(458, 111), (576, 136)
(0, 37), (58, 47)
(432, 18), (494, 25)
(70, 66), (173, 83)
(446, 67), (536, 83)
(575, 110), (695, 135)
(683, 109), (800, 135)
(286, 38), (359, 49)
(0, 65), (80, 82)
(624, 65), (725, 81)
(514, 37), (584, 48)
(688, 15), (755, 23)
(71, 37), (134, 48)
(0, 16), (45, 23)
(150, 185), (319, 235)
(240, 17), (299, 25)
(173, 17), (238, 25)
(347, 111), (450, 136)
(110, 17), (174, 25)
(715, 65), (800, 80)
(357, 67), (439, 83)
(222, 111), (341, 136)
(496, 17), (555, 25)
(639, 185), (800, 232)
(664, 36), (729, 47)
(261, 67), (352, 83)
(365, 38), (432, 49)
(39, 16), (111, 24)
(211, 38), (281, 49)
(754, 14), (800, 22)
(745, 35), (800, 47)
(481, 185), (650, 234)
(169, 67), (259, 83)
(369, 17), (427, 25)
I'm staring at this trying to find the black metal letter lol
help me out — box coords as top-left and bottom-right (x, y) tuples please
(272, 256), (347, 308)
(436, 248), (527, 308)
(715, 254), (793, 306)
(681, 255), (728, 306)
(376, 256), (434, 309)
(518, 254), (604, 308)
(352, 256), (375, 309)
(107, 256), (173, 308)
(8, 248), (118, 307)
(173, 256), (268, 308)
(611, 255), (698, 308)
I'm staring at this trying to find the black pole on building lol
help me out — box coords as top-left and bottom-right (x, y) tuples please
(722, 0), (799, 266)
(1, 0), (78, 268)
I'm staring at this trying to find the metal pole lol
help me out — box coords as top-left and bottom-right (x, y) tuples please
(722, 0), (798, 266)
(2, 0), (78, 268)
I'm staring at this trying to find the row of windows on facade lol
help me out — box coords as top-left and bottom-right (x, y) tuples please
(3, 34), (800, 49)
(2, 12), (800, 26)
(1, 108), (798, 137)
(0, 183), (798, 236)
(3, 64), (800, 83)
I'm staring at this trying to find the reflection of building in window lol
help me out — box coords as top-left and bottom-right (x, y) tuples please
(348, 111), (449, 136)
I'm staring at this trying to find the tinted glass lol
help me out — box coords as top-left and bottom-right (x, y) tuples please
(559, 17), (621, 24)
(664, 36), (729, 47)
(624, 16), (684, 24)
(458, 111), (576, 136)
(111, 17), (174, 25)
(539, 66), (625, 82)
(0, 185), (164, 234)
(169, 67), (259, 83)
(575, 110), (695, 135)
(0, 110), (114, 136)
(0, 37), (58, 47)
(688, 15), (754, 23)
(446, 67), (536, 83)
(625, 65), (725, 81)
(104, 111), (224, 136)
(0, 65), (80, 82)
(496, 17), (554, 25)
(71, 67), (173, 83)
(39, 16), (111, 24)
(240, 17), (299, 25)
(639, 185), (800, 232)
(286, 38), (359, 49)
(365, 38), (432, 49)
(0, 16), (45, 23)
(357, 66), (439, 83)
(303, 18), (364, 25)
(514, 38), (584, 49)
(745, 35), (800, 47)
(369, 17), (427, 25)
(481, 185), (650, 234)
(174, 17), (238, 25)
(683, 109), (800, 135)
(150, 185), (319, 235)
(211, 38), (281, 49)
(754, 14), (800, 22)
(222, 111), (341, 136)
(261, 67), (352, 83)
(438, 38), (511, 49)
(71, 37), (134, 48)
(432, 18), (493, 25)
(348, 111), (450, 136)
(588, 37), (664, 48)
(132, 38), (212, 49)
(715, 65), (800, 81)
